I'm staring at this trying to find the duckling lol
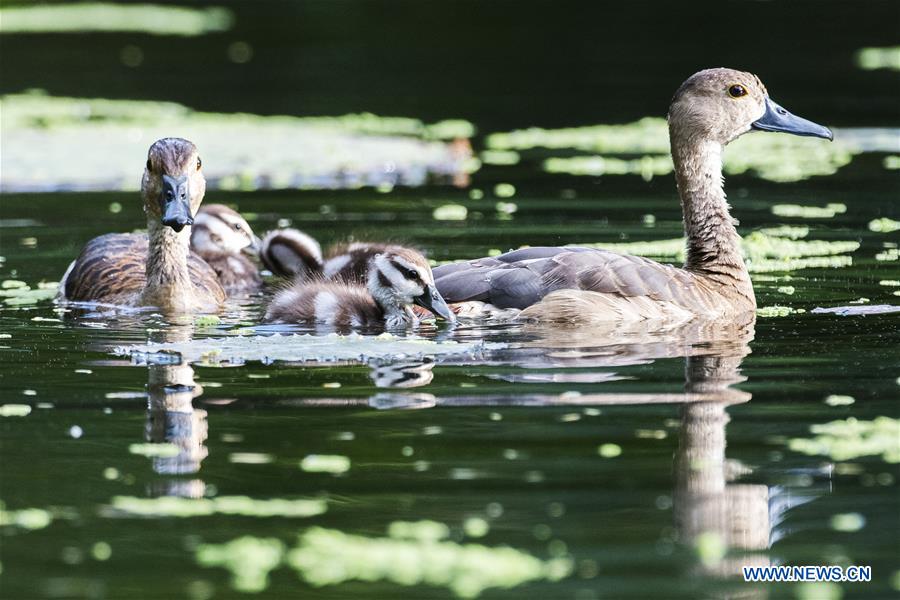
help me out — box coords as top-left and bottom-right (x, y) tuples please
(59, 138), (225, 312)
(433, 68), (833, 323)
(264, 247), (454, 328)
(323, 242), (407, 283)
(259, 228), (323, 280)
(191, 204), (262, 295)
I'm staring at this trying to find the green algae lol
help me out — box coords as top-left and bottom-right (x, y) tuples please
(830, 512), (866, 532)
(0, 404), (32, 417)
(110, 495), (327, 518)
(433, 204), (469, 221)
(758, 306), (803, 318)
(575, 229), (858, 274)
(488, 116), (858, 182)
(0, 502), (53, 531)
(597, 443), (622, 458)
(0, 3), (234, 36)
(771, 203), (847, 219)
(856, 46), (900, 72)
(868, 218), (900, 233)
(0, 281), (58, 306)
(299, 455), (351, 474)
(788, 417), (900, 463)
(128, 443), (180, 458)
(824, 395), (855, 407)
(196, 537), (285, 593)
(388, 520), (451, 542)
(462, 518), (490, 539)
(286, 526), (572, 598)
(0, 93), (474, 192)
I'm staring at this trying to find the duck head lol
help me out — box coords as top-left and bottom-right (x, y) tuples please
(141, 138), (207, 233)
(668, 68), (832, 146)
(191, 204), (261, 256)
(368, 249), (455, 322)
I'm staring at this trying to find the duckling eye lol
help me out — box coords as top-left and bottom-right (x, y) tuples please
(728, 84), (747, 98)
(233, 223), (242, 231)
(146, 159), (152, 173)
(400, 266), (420, 280)
(196, 157), (202, 170)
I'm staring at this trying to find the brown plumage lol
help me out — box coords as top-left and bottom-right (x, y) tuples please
(191, 204), (262, 295)
(433, 68), (833, 323)
(59, 138), (226, 312)
(264, 247), (454, 329)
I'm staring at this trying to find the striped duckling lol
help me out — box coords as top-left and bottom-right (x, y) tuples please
(259, 228), (324, 280)
(264, 247), (454, 329)
(191, 204), (262, 295)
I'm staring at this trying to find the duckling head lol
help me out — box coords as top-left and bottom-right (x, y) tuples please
(191, 204), (261, 256)
(368, 249), (455, 322)
(141, 137), (206, 233)
(668, 68), (832, 147)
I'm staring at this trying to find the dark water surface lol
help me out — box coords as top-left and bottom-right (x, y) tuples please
(2, 1), (900, 599)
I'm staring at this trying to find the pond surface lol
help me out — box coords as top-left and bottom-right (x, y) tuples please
(1, 1), (899, 598)
(2, 166), (898, 599)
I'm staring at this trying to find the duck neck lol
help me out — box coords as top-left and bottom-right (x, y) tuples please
(143, 219), (194, 311)
(671, 137), (753, 297)
(367, 270), (412, 327)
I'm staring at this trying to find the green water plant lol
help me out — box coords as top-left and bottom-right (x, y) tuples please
(196, 537), (285, 593)
(788, 417), (900, 463)
(856, 46), (900, 72)
(110, 495), (327, 518)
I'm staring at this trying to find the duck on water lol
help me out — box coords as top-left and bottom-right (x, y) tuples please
(433, 68), (833, 323)
(59, 138), (226, 313)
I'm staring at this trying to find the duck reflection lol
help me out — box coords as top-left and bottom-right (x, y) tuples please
(142, 325), (208, 497)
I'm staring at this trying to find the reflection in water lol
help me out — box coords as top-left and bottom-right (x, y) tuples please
(142, 326), (208, 498)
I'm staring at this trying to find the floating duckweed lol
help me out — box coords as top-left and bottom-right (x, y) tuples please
(868, 218), (900, 233)
(0, 280), (59, 306)
(194, 315), (221, 327)
(0, 3), (234, 36)
(486, 117), (669, 154)
(495, 201), (518, 215)
(0, 504), (53, 530)
(425, 119), (476, 140)
(285, 526), (572, 598)
(771, 203), (847, 219)
(128, 443), (180, 457)
(788, 417), (900, 462)
(693, 531), (726, 568)
(0, 404), (32, 417)
(388, 520), (450, 541)
(757, 305), (801, 318)
(433, 204), (468, 221)
(91, 542), (112, 561)
(544, 155), (672, 181)
(111, 495), (326, 518)
(830, 512), (866, 532)
(876, 248), (900, 261)
(108, 202), (122, 213)
(884, 155), (900, 170)
(493, 183), (516, 198)
(758, 225), (810, 239)
(856, 46), (900, 71)
(597, 443), (622, 458)
(777, 286), (796, 295)
(480, 150), (520, 165)
(825, 395), (855, 407)
(463, 517), (490, 539)
(300, 454), (351, 474)
(879, 280), (900, 287)
(229, 452), (274, 464)
(1, 94), (473, 192)
(196, 536), (285, 593)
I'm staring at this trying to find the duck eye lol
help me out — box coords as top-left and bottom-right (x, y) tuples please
(234, 223), (242, 231)
(196, 157), (202, 170)
(146, 159), (152, 173)
(728, 84), (747, 98)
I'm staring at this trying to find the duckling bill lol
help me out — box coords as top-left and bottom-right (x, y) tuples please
(264, 247), (454, 329)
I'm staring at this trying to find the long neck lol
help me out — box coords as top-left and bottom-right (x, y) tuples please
(143, 218), (193, 310)
(671, 137), (753, 298)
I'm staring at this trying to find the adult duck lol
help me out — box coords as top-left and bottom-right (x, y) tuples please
(59, 138), (226, 312)
(433, 68), (832, 322)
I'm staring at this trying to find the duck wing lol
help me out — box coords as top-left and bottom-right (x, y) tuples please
(433, 246), (703, 311)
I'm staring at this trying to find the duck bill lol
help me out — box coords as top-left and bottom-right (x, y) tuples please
(160, 175), (194, 232)
(414, 285), (456, 322)
(752, 97), (833, 140)
(242, 235), (262, 258)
